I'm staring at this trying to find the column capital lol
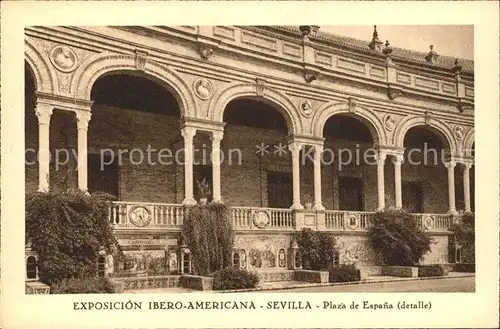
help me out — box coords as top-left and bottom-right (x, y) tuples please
(445, 161), (457, 169)
(181, 126), (197, 140)
(376, 151), (387, 163)
(393, 153), (404, 164)
(313, 144), (323, 155)
(76, 110), (92, 130)
(463, 162), (473, 170)
(34, 104), (53, 125)
(288, 141), (303, 155)
(210, 130), (224, 143)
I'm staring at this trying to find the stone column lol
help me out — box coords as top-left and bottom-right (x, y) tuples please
(312, 144), (324, 210)
(393, 154), (403, 209)
(463, 162), (472, 213)
(376, 152), (387, 211)
(288, 141), (304, 210)
(181, 126), (197, 205)
(446, 161), (457, 215)
(211, 130), (223, 203)
(76, 110), (92, 192)
(35, 104), (53, 192)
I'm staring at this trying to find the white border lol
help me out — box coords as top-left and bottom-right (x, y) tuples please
(2, 1), (499, 328)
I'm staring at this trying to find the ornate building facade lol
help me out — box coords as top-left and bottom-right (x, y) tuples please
(25, 26), (474, 277)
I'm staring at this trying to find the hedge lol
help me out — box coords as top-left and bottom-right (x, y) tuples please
(212, 268), (259, 290)
(329, 264), (361, 283)
(25, 190), (120, 285)
(417, 265), (444, 277)
(453, 263), (475, 273)
(50, 277), (115, 294)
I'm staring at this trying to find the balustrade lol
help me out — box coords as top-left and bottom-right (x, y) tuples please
(109, 202), (184, 229)
(109, 202), (455, 232)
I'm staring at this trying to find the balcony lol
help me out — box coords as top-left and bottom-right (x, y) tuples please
(109, 201), (456, 233)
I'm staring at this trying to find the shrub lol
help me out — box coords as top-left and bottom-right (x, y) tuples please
(368, 209), (433, 266)
(293, 228), (337, 270)
(450, 213), (475, 263)
(212, 268), (259, 290)
(182, 203), (234, 276)
(26, 190), (121, 285)
(453, 263), (475, 273)
(329, 264), (361, 283)
(50, 277), (115, 294)
(418, 265), (444, 277)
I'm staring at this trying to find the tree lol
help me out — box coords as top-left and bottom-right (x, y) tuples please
(293, 228), (337, 270)
(368, 209), (433, 266)
(26, 190), (120, 285)
(450, 213), (475, 263)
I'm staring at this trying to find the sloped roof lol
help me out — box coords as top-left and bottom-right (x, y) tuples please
(270, 26), (474, 74)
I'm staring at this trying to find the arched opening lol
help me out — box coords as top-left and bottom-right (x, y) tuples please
(25, 61), (39, 192)
(222, 98), (291, 208)
(97, 256), (106, 277)
(26, 255), (38, 280)
(402, 126), (451, 213)
(88, 73), (182, 202)
(323, 114), (376, 211)
(232, 252), (240, 269)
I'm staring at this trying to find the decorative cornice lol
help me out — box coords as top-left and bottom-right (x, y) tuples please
(35, 91), (93, 111)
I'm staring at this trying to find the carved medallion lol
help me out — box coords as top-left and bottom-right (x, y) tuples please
(49, 46), (78, 72)
(299, 100), (314, 118)
(423, 216), (434, 230)
(346, 214), (358, 230)
(193, 78), (213, 100)
(384, 114), (396, 131)
(253, 211), (270, 229)
(454, 125), (464, 141)
(128, 205), (152, 227)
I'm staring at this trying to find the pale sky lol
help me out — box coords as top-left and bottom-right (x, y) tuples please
(321, 25), (474, 60)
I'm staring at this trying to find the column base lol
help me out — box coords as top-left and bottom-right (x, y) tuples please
(37, 186), (49, 193)
(211, 198), (223, 204)
(182, 197), (197, 206)
(447, 209), (459, 216)
(312, 203), (325, 211)
(290, 202), (304, 210)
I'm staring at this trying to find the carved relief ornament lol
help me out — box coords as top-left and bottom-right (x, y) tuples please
(193, 78), (213, 100)
(49, 45), (78, 72)
(299, 100), (314, 118)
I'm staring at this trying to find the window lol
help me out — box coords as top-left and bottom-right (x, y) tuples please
(97, 256), (106, 277)
(183, 253), (191, 274)
(26, 256), (37, 280)
(339, 176), (363, 211)
(402, 181), (423, 213)
(294, 251), (302, 268)
(232, 252), (240, 269)
(88, 153), (119, 198)
(267, 171), (293, 209)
